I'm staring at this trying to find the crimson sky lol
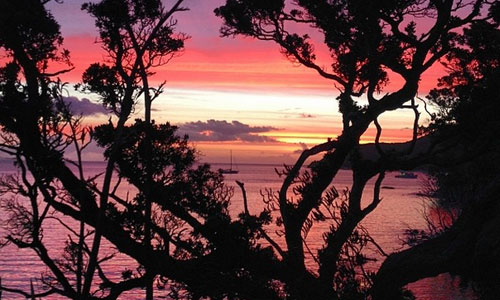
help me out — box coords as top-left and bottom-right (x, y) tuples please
(45, 1), (443, 164)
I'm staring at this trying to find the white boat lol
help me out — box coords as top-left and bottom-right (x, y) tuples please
(220, 150), (239, 174)
(395, 171), (418, 179)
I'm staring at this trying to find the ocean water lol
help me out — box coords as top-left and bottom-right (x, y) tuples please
(0, 161), (476, 299)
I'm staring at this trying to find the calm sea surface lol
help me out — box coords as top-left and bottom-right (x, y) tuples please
(0, 161), (476, 299)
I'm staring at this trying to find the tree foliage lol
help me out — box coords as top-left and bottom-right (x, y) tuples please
(373, 6), (500, 299)
(0, 1), (280, 299)
(216, 0), (497, 298)
(423, 16), (500, 209)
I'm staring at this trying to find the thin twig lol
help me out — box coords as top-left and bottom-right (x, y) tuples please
(0, 285), (56, 298)
(236, 180), (286, 259)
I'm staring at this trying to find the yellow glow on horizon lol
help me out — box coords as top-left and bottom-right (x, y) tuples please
(73, 86), (424, 164)
(259, 131), (335, 145)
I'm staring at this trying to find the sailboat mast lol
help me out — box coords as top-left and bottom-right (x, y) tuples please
(220, 150), (238, 174)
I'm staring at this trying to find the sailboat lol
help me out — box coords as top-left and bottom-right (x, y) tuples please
(220, 150), (239, 174)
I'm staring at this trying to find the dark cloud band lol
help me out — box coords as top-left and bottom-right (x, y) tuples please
(63, 96), (108, 116)
(179, 119), (278, 142)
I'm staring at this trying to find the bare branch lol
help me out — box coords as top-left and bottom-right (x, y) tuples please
(374, 118), (385, 157)
(235, 180), (249, 215)
(279, 139), (338, 209)
(362, 172), (386, 217)
(236, 180), (286, 259)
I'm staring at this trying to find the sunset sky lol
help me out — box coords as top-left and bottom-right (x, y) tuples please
(45, 0), (443, 164)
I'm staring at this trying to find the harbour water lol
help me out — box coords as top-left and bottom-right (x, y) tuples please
(0, 161), (476, 299)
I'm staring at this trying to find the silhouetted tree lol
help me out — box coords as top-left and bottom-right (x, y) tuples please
(0, 1), (276, 299)
(2, 0), (225, 299)
(216, 0), (497, 298)
(373, 11), (500, 299)
(78, 1), (189, 298)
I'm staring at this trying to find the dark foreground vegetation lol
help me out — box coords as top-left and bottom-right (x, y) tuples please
(0, 0), (499, 299)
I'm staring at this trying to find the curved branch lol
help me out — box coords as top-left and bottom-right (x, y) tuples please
(373, 118), (385, 157)
(278, 139), (338, 210)
(417, 96), (434, 119)
(361, 172), (385, 217)
(405, 98), (420, 155)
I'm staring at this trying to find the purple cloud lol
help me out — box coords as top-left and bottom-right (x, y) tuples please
(179, 120), (278, 142)
(63, 96), (108, 116)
